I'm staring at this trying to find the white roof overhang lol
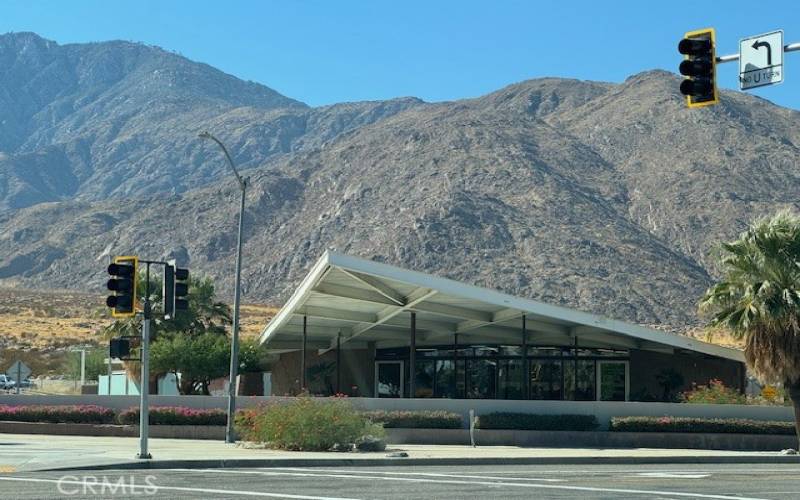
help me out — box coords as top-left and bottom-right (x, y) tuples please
(259, 251), (745, 363)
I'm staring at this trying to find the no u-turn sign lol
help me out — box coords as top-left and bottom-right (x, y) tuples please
(739, 30), (784, 90)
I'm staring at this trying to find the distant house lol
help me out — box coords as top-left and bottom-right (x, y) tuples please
(258, 252), (744, 402)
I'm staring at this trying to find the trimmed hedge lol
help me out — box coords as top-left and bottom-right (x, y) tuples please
(476, 412), (599, 431)
(610, 416), (795, 435)
(363, 410), (463, 429)
(0, 405), (115, 424)
(117, 406), (227, 426)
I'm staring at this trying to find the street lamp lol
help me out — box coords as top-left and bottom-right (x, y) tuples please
(199, 131), (247, 444)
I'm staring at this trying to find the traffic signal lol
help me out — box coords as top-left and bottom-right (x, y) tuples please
(164, 260), (189, 319)
(109, 338), (131, 360)
(678, 28), (718, 108)
(175, 265), (189, 312)
(106, 256), (138, 318)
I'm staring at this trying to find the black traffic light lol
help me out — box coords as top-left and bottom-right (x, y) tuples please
(164, 260), (189, 320)
(106, 256), (138, 318)
(678, 28), (718, 108)
(109, 338), (131, 360)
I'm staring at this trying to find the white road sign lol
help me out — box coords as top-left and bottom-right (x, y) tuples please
(739, 30), (784, 90)
(6, 360), (31, 381)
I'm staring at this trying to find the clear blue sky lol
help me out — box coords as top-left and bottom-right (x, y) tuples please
(2, 0), (799, 109)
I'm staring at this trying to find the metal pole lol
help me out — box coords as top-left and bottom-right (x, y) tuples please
(107, 356), (112, 395)
(225, 179), (246, 444)
(716, 41), (800, 64)
(15, 364), (20, 395)
(522, 315), (528, 399)
(336, 331), (341, 394)
(199, 132), (247, 446)
(80, 350), (86, 387)
(137, 264), (152, 459)
(409, 312), (416, 398)
(452, 333), (458, 398)
(300, 315), (307, 390)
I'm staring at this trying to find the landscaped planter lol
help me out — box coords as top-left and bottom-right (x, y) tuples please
(0, 421), (224, 440)
(385, 428), (797, 451)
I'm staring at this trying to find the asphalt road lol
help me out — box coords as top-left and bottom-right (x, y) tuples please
(1, 463), (799, 499)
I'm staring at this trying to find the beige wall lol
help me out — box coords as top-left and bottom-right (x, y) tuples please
(629, 349), (744, 402)
(270, 348), (374, 397)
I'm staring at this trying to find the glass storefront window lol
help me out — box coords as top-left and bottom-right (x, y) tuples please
(528, 347), (563, 357)
(415, 360), (435, 398)
(434, 360), (456, 398)
(564, 359), (596, 401)
(498, 359), (524, 399)
(500, 346), (522, 356)
(529, 359), (562, 400)
(455, 359), (466, 398)
(473, 346), (500, 357)
(466, 359), (497, 398)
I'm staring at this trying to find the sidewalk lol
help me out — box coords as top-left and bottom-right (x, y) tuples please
(1, 433), (798, 473)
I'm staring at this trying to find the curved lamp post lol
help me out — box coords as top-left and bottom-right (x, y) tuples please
(199, 131), (247, 444)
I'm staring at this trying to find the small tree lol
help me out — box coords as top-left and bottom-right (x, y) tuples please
(151, 332), (230, 395)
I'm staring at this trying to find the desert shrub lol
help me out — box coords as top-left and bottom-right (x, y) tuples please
(610, 416), (794, 435)
(363, 410), (462, 429)
(117, 406), (226, 425)
(234, 396), (384, 451)
(0, 405), (114, 424)
(680, 379), (747, 405)
(476, 412), (598, 431)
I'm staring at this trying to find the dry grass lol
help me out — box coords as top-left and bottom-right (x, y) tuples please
(0, 287), (278, 377)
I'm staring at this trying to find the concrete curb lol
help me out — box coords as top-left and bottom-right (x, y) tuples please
(37, 454), (800, 472)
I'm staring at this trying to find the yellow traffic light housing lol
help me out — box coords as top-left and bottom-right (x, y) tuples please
(678, 28), (719, 108)
(106, 255), (139, 318)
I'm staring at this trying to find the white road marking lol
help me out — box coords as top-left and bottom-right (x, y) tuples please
(0, 476), (362, 500)
(272, 467), (566, 482)
(635, 473), (711, 479)
(175, 467), (773, 500)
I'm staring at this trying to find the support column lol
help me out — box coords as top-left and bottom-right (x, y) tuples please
(301, 315), (307, 390)
(336, 331), (342, 395)
(452, 333), (459, 398)
(522, 315), (529, 399)
(573, 337), (578, 401)
(409, 312), (416, 398)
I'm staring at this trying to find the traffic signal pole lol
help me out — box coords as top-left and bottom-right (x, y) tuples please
(137, 262), (152, 460)
(714, 41), (800, 64)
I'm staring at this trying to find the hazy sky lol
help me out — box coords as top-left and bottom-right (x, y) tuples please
(2, 0), (798, 109)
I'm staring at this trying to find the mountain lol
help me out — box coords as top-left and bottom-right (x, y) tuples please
(2, 32), (800, 332)
(0, 32), (424, 208)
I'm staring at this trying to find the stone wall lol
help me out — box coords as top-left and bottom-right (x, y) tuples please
(269, 348), (374, 397)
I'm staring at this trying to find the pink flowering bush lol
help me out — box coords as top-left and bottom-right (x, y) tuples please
(117, 406), (227, 426)
(680, 379), (747, 405)
(0, 405), (115, 424)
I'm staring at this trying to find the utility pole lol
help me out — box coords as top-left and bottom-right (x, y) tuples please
(199, 131), (248, 445)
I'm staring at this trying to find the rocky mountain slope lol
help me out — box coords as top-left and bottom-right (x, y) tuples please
(2, 32), (799, 331)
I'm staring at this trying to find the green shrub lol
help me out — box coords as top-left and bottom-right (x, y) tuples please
(117, 406), (227, 426)
(681, 379), (747, 405)
(234, 396), (385, 451)
(363, 410), (463, 429)
(0, 405), (115, 424)
(476, 413), (599, 431)
(610, 416), (795, 435)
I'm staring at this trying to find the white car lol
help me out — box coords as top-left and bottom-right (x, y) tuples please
(0, 375), (16, 391)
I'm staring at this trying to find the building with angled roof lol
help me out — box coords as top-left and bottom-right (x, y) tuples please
(259, 251), (744, 401)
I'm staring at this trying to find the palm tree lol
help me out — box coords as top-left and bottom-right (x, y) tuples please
(700, 210), (800, 447)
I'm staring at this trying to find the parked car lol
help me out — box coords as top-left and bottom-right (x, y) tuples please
(0, 374), (16, 391)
